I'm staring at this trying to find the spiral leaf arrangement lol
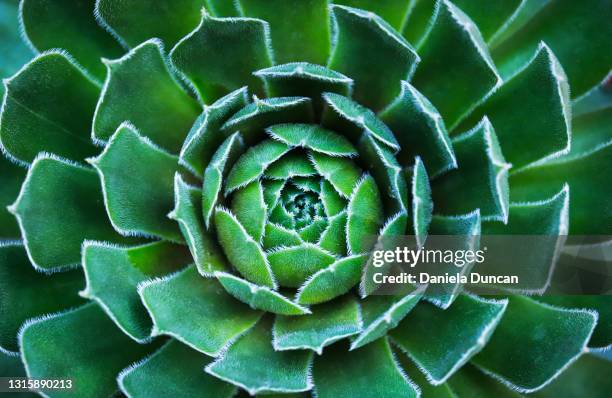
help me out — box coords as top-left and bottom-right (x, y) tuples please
(0, 0), (611, 397)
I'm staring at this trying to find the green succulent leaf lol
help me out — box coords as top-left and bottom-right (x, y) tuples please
(119, 339), (236, 398)
(351, 289), (423, 350)
(224, 139), (291, 194)
(222, 97), (315, 144)
(447, 363), (522, 398)
(201, 132), (246, 227)
(81, 241), (190, 342)
(313, 338), (419, 398)
(451, 0), (522, 41)
(472, 296), (598, 393)
(214, 207), (276, 288)
(255, 64), (352, 117)
(0, 52), (99, 164)
(20, 303), (157, 398)
(531, 354), (612, 398)
(273, 294), (362, 354)
(206, 316), (314, 395)
(570, 73), (612, 159)
(317, 211), (348, 256)
(491, 0), (612, 97)
(0, 0), (32, 96)
(309, 151), (361, 198)
(412, 0), (501, 128)
(396, 352), (459, 398)
(319, 180), (347, 217)
(328, 5), (419, 111)
(205, 0), (240, 17)
(510, 140), (611, 237)
(170, 174), (229, 276)
(401, 0), (437, 46)
(263, 222), (302, 250)
(333, 0), (412, 31)
(180, 87), (248, 176)
(296, 255), (367, 305)
(323, 92), (400, 151)
(267, 123), (357, 158)
(231, 180), (267, 242)
(433, 117), (510, 222)
(264, 152), (317, 180)
(9, 154), (123, 270)
(380, 81), (457, 176)
(238, 0), (330, 65)
(426, 210), (481, 308)
(347, 174), (384, 254)
(457, 43), (571, 169)
(170, 12), (273, 103)
(0, 243), (84, 353)
(268, 243), (336, 288)
(95, 0), (205, 49)
(93, 39), (200, 153)
(391, 295), (508, 384)
(139, 265), (262, 355)
(20, 0), (124, 81)
(89, 124), (183, 242)
(408, 156), (433, 243)
(216, 272), (310, 316)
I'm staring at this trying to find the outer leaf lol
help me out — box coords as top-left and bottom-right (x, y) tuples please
(451, 0), (522, 41)
(351, 289), (423, 350)
(216, 272), (311, 316)
(570, 73), (612, 159)
(214, 207), (276, 288)
(139, 265), (261, 356)
(531, 354), (612, 398)
(425, 210), (481, 308)
(447, 364), (522, 398)
(255, 64), (352, 117)
(0, 52), (99, 164)
(268, 243), (336, 288)
(412, 0), (501, 128)
(267, 124), (357, 157)
(171, 12), (273, 103)
(20, 303), (157, 398)
(81, 241), (190, 342)
(322, 92), (400, 151)
(510, 140), (611, 236)
(93, 39), (200, 153)
(396, 353), (459, 398)
(221, 97), (314, 144)
(313, 338), (418, 398)
(457, 44), (571, 169)
(180, 87), (248, 176)
(89, 124), (183, 242)
(482, 186), (569, 294)
(202, 132), (246, 227)
(95, 0), (206, 48)
(491, 0), (612, 97)
(296, 255), (367, 305)
(20, 0), (124, 80)
(401, 0), (437, 46)
(225, 139), (291, 194)
(333, 0), (412, 30)
(408, 157), (433, 245)
(206, 317), (313, 395)
(119, 340), (236, 398)
(231, 180), (266, 242)
(328, 5), (419, 110)
(391, 295), (508, 384)
(169, 174), (228, 276)
(309, 151), (361, 198)
(0, 0), (32, 97)
(9, 154), (123, 270)
(379, 81), (457, 176)
(433, 118), (510, 222)
(238, 0), (330, 64)
(0, 155), (25, 238)
(472, 296), (598, 393)
(205, 0), (240, 17)
(347, 175), (384, 254)
(0, 243), (83, 353)
(273, 295), (361, 354)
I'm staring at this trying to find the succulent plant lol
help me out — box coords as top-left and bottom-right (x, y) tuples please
(1, 0), (611, 397)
